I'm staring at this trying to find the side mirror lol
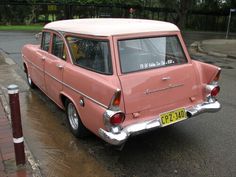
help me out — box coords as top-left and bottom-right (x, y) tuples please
(35, 32), (42, 41)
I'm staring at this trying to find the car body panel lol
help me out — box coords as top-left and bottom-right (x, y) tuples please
(22, 19), (221, 145)
(23, 45), (46, 91)
(118, 63), (202, 114)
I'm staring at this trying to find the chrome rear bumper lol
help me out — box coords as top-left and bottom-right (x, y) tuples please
(98, 100), (221, 146)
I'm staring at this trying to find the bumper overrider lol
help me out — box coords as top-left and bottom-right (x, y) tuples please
(98, 100), (221, 146)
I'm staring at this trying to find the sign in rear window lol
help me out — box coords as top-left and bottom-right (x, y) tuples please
(118, 36), (187, 73)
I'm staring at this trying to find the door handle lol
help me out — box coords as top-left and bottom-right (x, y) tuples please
(56, 64), (64, 69)
(41, 56), (46, 61)
(162, 76), (171, 81)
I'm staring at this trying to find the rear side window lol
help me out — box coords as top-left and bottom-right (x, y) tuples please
(41, 32), (50, 52)
(66, 36), (112, 75)
(118, 36), (187, 73)
(52, 34), (66, 60)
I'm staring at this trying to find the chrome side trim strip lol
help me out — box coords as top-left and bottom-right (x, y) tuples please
(62, 82), (108, 109)
(24, 58), (109, 109)
(25, 58), (44, 72)
(44, 70), (63, 84)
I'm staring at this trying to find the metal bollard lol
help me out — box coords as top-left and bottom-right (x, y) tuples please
(7, 84), (25, 166)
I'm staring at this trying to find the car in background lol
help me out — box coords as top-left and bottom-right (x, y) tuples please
(22, 18), (221, 146)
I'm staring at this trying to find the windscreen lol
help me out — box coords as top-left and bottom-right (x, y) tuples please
(118, 36), (187, 73)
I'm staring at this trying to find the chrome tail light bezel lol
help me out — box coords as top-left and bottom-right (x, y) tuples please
(205, 84), (220, 102)
(103, 89), (126, 134)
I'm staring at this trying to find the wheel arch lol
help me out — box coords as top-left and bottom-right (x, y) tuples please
(59, 92), (84, 122)
(60, 92), (89, 137)
(23, 62), (28, 73)
(60, 92), (74, 109)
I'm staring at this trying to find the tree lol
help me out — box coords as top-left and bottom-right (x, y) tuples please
(158, 0), (195, 29)
(25, 0), (38, 25)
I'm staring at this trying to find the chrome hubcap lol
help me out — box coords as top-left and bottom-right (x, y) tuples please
(27, 73), (32, 85)
(67, 103), (79, 130)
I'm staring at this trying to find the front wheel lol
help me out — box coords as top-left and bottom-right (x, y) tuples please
(66, 100), (88, 138)
(26, 70), (36, 89)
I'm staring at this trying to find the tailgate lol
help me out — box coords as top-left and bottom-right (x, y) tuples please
(119, 64), (201, 114)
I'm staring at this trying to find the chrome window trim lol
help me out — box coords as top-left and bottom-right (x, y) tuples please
(118, 35), (188, 74)
(65, 36), (113, 75)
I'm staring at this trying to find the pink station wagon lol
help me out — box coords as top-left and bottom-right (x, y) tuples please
(22, 19), (221, 146)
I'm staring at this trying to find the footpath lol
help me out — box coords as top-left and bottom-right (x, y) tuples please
(190, 39), (236, 59)
(0, 52), (40, 177)
(0, 99), (33, 177)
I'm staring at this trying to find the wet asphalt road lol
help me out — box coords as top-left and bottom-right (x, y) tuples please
(0, 31), (236, 177)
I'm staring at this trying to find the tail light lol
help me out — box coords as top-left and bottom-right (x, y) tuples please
(211, 86), (220, 97)
(206, 85), (220, 97)
(109, 89), (121, 108)
(104, 89), (126, 131)
(110, 113), (125, 125)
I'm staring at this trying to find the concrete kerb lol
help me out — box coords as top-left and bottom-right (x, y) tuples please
(191, 40), (236, 59)
(0, 52), (42, 177)
(0, 50), (15, 65)
(228, 54), (236, 59)
(198, 41), (228, 58)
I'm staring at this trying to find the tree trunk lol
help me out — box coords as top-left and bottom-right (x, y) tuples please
(177, 11), (187, 29)
(175, 0), (192, 30)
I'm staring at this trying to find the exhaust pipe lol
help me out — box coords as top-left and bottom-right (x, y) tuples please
(186, 111), (193, 118)
(186, 101), (221, 119)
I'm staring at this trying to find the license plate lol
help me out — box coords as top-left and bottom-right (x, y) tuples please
(160, 108), (186, 126)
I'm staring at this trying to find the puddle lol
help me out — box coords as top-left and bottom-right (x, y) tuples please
(19, 91), (113, 177)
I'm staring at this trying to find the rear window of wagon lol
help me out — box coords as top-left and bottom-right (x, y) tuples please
(118, 35), (187, 73)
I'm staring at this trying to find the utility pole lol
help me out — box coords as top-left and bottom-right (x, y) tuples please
(226, 9), (236, 39)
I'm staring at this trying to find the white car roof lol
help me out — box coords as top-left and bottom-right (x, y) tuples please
(44, 18), (179, 36)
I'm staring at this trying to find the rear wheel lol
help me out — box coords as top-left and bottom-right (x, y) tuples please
(65, 100), (88, 138)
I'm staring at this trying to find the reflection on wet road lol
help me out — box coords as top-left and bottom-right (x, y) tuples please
(20, 91), (113, 177)
(19, 74), (236, 177)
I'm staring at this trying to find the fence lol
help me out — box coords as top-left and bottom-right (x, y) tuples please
(0, 1), (235, 32)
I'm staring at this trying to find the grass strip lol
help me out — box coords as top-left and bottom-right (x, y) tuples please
(0, 25), (43, 31)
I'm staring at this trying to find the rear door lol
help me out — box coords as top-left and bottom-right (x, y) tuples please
(115, 34), (201, 114)
(44, 33), (67, 106)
